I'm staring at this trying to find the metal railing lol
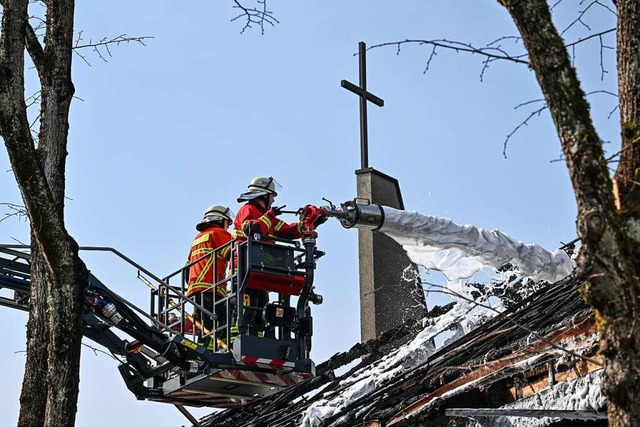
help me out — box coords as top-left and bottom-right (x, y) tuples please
(1, 237), (313, 355)
(154, 238), (240, 352)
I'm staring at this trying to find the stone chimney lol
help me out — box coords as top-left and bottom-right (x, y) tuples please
(356, 168), (427, 343)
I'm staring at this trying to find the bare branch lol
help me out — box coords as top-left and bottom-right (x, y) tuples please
(24, 17), (44, 76)
(27, 14), (45, 28)
(564, 28), (616, 78)
(424, 45), (437, 73)
(585, 89), (619, 119)
(29, 120), (40, 143)
(600, 33), (613, 80)
(0, 203), (28, 224)
(603, 135), (640, 164)
(231, 0), (279, 35)
(25, 90), (41, 108)
(503, 105), (548, 158)
(561, 0), (596, 34)
(487, 35), (523, 46)
(73, 33), (153, 66)
(25, 91), (41, 142)
(565, 28), (615, 48)
(374, 27), (615, 83)
(585, 89), (618, 98)
(81, 343), (121, 362)
(505, 90), (616, 159)
(561, 0), (616, 35)
(605, 151), (621, 163)
(550, 0), (564, 11)
(514, 97), (546, 109)
(368, 39), (530, 72)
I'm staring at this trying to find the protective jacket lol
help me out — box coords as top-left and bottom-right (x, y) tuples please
(187, 224), (233, 297)
(229, 199), (303, 339)
(232, 200), (303, 241)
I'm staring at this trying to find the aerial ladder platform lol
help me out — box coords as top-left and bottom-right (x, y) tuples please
(0, 230), (324, 409)
(0, 199), (381, 416)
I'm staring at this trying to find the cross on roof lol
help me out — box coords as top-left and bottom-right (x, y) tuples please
(341, 41), (384, 170)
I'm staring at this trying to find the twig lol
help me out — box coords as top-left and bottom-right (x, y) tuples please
(0, 203), (27, 223)
(231, 0), (279, 35)
(368, 39), (529, 70)
(561, 1), (615, 36)
(503, 105), (548, 158)
(82, 342), (120, 361)
(73, 33), (153, 66)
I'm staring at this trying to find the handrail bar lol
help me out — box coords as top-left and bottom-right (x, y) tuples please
(78, 247), (208, 333)
(0, 244), (176, 334)
(0, 245), (33, 260)
(79, 246), (166, 285)
(1, 240), (308, 347)
(139, 270), (217, 323)
(161, 239), (238, 282)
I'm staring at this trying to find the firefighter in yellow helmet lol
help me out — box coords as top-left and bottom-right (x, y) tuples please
(230, 177), (305, 339)
(187, 205), (234, 344)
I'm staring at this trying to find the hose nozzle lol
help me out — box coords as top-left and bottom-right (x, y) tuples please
(320, 199), (385, 231)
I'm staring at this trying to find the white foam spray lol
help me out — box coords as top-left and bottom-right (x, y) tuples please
(299, 207), (577, 426)
(380, 207), (574, 283)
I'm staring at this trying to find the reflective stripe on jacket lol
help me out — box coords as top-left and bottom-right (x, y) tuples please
(187, 224), (232, 297)
(232, 201), (303, 242)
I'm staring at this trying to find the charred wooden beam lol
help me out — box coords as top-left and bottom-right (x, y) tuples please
(445, 408), (607, 420)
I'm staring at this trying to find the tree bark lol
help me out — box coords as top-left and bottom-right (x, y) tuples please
(498, 1), (640, 425)
(0, 1), (88, 426)
(38, 2), (87, 425)
(615, 0), (640, 219)
(18, 248), (49, 427)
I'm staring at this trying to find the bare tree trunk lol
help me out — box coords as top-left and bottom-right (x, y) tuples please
(0, 1), (88, 426)
(18, 248), (49, 427)
(44, 253), (85, 427)
(615, 0), (640, 217)
(498, 1), (640, 426)
(37, 2), (86, 425)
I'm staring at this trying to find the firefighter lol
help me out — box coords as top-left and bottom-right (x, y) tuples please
(187, 205), (234, 347)
(230, 176), (305, 339)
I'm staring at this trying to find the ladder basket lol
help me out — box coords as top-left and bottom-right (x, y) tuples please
(240, 239), (306, 296)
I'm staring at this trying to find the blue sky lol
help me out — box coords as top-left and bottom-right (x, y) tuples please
(0, 1), (617, 425)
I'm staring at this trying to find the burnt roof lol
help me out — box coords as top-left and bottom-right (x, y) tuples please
(197, 277), (595, 427)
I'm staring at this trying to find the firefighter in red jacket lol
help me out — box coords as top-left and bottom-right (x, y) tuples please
(187, 205), (234, 345)
(230, 176), (304, 338)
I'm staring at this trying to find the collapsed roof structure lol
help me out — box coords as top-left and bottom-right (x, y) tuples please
(198, 274), (604, 427)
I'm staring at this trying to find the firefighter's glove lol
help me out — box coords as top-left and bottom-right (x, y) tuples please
(267, 205), (285, 217)
(313, 215), (327, 228)
(244, 222), (262, 237)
